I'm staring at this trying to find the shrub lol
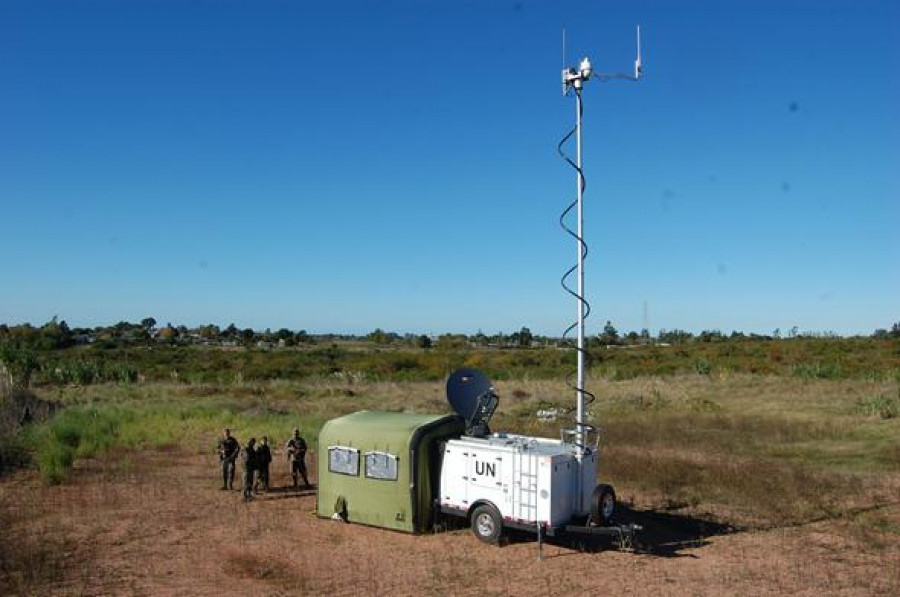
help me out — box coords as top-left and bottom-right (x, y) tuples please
(792, 362), (843, 379)
(694, 358), (712, 375)
(112, 364), (138, 384)
(29, 407), (125, 483)
(37, 440), (74, 485)
(856, 393), (900, 419)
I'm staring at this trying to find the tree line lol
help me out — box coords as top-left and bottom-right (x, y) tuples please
(1, 317), (898, 354)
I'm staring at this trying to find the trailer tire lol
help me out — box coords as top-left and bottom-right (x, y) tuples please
(591, 484), (616, 526)
(470, 504), (503, 544)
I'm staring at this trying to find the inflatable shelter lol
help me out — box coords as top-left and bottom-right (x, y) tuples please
(316, 410), (464, 533)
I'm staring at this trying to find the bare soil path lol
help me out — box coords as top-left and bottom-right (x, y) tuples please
(2, 451), (899, 596)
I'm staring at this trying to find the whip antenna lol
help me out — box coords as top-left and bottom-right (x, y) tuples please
(635, 25), (643, 78)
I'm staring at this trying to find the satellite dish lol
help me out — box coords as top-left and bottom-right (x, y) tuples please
(446, 368), (499, 437)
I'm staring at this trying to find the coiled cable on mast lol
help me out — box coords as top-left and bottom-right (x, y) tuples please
(557, 88), (597, 452)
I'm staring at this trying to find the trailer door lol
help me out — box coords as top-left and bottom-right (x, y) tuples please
(439, 443), (468, 510)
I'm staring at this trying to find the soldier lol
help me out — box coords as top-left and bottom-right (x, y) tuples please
(285, 428), (309, 488)
(217, 428), (240, 490)
(242, 437), (257, 502)
(254, 436), (272, 492)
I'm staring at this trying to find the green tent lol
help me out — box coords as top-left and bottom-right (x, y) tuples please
(316, 410), (464, 533)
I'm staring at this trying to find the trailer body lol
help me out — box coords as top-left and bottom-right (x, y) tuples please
(437, 433), (596, 531)
(316, 410), (464, 533)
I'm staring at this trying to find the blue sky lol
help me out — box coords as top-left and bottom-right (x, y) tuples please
(1, 1), (897, 336)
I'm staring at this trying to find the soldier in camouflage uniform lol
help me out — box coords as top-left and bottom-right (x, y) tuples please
(254, 436), (272, 492)
(242, 437), (257, 502)
(217, 428), (240, 490)
(285, 428), (309, 488)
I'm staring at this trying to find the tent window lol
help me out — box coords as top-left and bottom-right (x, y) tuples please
(364, 451), (399, 481)
(328, 446), (359, 476)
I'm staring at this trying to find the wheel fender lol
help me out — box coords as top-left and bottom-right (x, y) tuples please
(467, 500), (499, 522)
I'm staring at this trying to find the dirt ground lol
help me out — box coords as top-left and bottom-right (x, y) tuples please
(2, 451), (899, 596)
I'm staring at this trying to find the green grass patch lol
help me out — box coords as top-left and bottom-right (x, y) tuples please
(856, 392), (900, 419)
(24, 400), (328, 484)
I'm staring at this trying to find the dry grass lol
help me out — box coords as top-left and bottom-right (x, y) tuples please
(0, 504), (82, 594)
(0, 448), (898, 596)
(224, 551), (310, 591)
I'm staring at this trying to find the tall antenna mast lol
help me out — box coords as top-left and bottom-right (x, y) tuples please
(560, 26), (643, 462)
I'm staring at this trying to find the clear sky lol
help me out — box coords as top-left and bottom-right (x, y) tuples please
(1, 0), (897, 336)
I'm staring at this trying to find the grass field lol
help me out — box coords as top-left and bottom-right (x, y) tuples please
(16, 336), (900, 386)
(2, 342), (899, 594)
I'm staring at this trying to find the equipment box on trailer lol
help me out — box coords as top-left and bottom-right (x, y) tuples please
(438, 433), (597, 532)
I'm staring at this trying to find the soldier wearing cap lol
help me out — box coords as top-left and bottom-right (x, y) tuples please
(216, 428), (240, 490)
(285, 428), (309, 488)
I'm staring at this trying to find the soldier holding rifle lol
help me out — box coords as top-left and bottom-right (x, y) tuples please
(285, 428), (309, 489)
(217, 428), (240, 490)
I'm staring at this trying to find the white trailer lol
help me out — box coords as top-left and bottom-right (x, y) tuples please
(438, 433), (615, 542)
(437, 369), (626, 544)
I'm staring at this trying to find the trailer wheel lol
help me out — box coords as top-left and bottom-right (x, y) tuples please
(471, 504), (503, 544)
(591, 484), (616, 526)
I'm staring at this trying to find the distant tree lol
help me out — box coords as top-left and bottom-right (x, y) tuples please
(416, 334), (433, 349)
(873, 328), (889, 339)
(367, 328), (399, 344)
(223, 323), (239, 338)
(640, 328), (651, 341)
(891, 322), (900, 339)
(471, 330), (488, 346)
(658, 329), (693, 344)
(274, 328), (295, 346)
(158, 324), (178, 341)
(517, 327), (534, 347)
(240, 328), (255, 344)
(0, 345), (39, 389)
(436, 334), (468, 351)
(140, 317), (157, 331)
(40, 317), (73, 349)
(773, 328), (782, 339)
(199, 324), (221, 340)
(112, 320), (136, 336)
(599, 320), (619, 345)
(625, 330), (640, 343)
(294, 330), (310, 344)
(698, 330), (725, 343)
(367, 328), (388, 344)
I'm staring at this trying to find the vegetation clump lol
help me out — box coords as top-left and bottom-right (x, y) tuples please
(856, 392), (900, 420)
